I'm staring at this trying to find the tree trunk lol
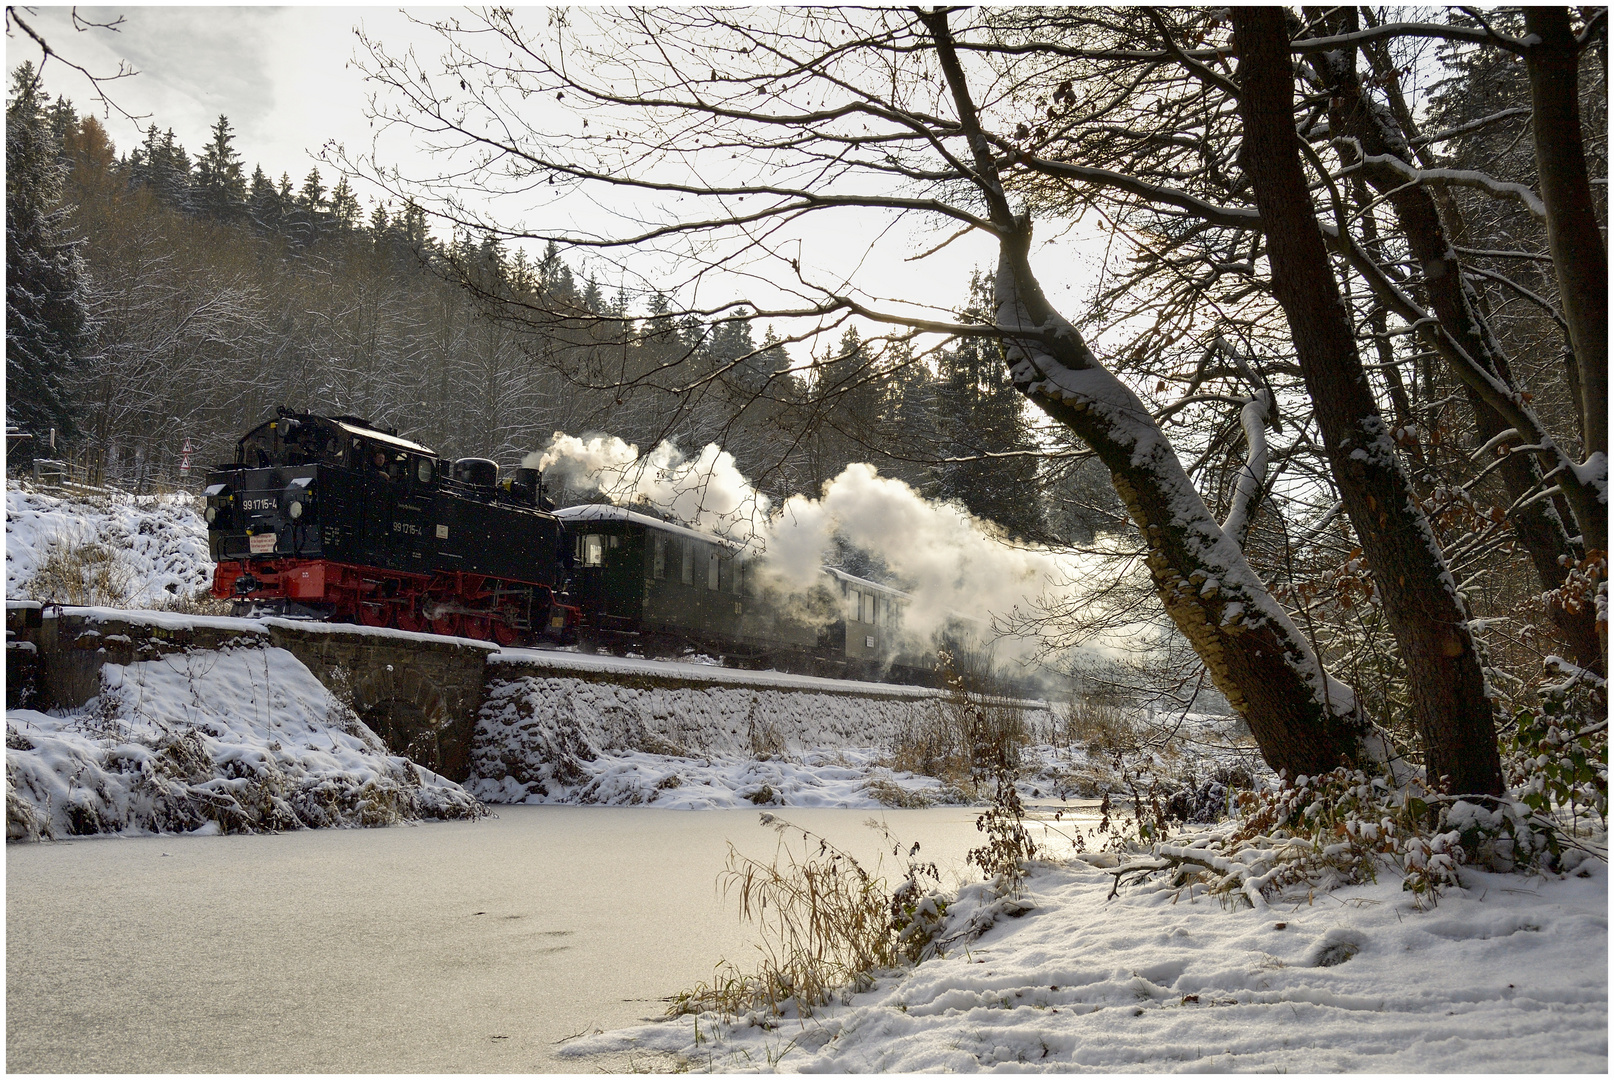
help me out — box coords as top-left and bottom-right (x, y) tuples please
(921, 9), (1376, 781)
(1232, 7), (1503, 796)
(1319, 39), (1604, 673)
(1525, 7), (1608, 461)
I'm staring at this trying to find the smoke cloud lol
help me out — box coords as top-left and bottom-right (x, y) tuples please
(767, 463), (1078, 647)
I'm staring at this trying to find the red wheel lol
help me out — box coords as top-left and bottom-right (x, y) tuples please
(430, 613), (462, 637)
(462, 616), (493, 641)
(357, 600), (392, 628)
(492, 617), (520, 647)
(395, 603), (427, 634)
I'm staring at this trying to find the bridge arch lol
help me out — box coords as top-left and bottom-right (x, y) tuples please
(351, 666), (451, 773)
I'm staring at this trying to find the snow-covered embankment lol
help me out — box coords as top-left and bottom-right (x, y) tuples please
(6, 629), (484, 841)
(6, 484), (213, 605)
(472, 651), (1054, 809)
(565, 854), (1606, 1072)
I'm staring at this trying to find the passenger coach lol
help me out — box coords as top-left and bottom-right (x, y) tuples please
(556, 504), (909, 677)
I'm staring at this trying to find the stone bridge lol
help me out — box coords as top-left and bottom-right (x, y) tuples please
(7, 605), (1053, 785)
(7, 606), (493, 780)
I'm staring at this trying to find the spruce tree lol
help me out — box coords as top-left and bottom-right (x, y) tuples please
(193, 114), (245, 221)
(129, 125), (191, 208)
(246, 165), (282, 232)
(289, 167), (326, 244)
(328, 175), (360, 232)
(6, 64), (87, 440)
(934, 271), (1043, 539)
(536, 239), (575, 300)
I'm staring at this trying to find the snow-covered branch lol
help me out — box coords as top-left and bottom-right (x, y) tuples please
(1410, 106), (1532, 147)
(1345, 152), (1547, 222)
(1222, 390), (1272, 550)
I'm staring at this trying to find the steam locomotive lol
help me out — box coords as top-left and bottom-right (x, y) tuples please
(205, 410), (913, 679)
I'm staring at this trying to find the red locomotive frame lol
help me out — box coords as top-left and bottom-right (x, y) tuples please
(213, 556), (579, 645)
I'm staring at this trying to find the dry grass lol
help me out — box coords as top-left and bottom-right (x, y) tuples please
(884, 693), (1028, 798)
(671, 819), (898, 1020)
(23, 533), (138, 607)
(670, 818), (947, 1021)
(885, 706), (972, 787)
(863, 777), (942, 808)
(152, 590), (234, 617)
(1057, 699), (1142, 755)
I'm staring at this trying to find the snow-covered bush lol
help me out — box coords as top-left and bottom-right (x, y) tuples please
(1506, 664), (1608, 831)
(1106, 766), (1577, 909)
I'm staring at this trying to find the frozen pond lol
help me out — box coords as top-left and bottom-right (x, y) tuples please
(7, 804), (1090, 1072)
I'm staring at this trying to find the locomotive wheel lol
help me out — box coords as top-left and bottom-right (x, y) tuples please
(492, 618), (520, 647)
(357, 601), (392, 628)
(395, 604), (427, 634)
(462, 616), (493, 641)
(430, 613), (462, 637)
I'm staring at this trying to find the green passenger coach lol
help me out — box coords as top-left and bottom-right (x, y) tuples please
(553, 504), (912, 679)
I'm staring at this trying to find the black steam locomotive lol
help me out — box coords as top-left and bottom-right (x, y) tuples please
(206, 409), (575, 644)
(205, 410), (915, 679)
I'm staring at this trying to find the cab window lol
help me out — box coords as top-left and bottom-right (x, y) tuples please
(580, 534), (605, 567)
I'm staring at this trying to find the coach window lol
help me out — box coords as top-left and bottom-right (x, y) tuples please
(680, 540), (694, 585)
(733, 558), (744, 595)
(707, 548), (720, 591)
(652, 535), (667, 579)
(581, 534), (604, 567)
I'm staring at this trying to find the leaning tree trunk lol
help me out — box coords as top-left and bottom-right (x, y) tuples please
(1233, 7), (1503, 796)
(1525, 6), (1608, 462)
(1318, 40), (1604, 672)
(920, 9), (1376, 781)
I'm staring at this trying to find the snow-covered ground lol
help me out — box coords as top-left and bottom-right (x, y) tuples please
(5, 484), (213, 605)
(6, 641), (482, 840)
(563, 853), (1607, 1072)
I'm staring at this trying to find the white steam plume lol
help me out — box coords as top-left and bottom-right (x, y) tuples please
(766, 463), (1096, 655)
(529, 433), (771, 542)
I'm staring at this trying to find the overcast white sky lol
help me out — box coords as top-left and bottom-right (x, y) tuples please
(11, 6), (1107, 345)
(16, 7), (445, 197)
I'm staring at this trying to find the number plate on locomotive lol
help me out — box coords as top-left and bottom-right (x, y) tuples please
(249, 532), (277, 554)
